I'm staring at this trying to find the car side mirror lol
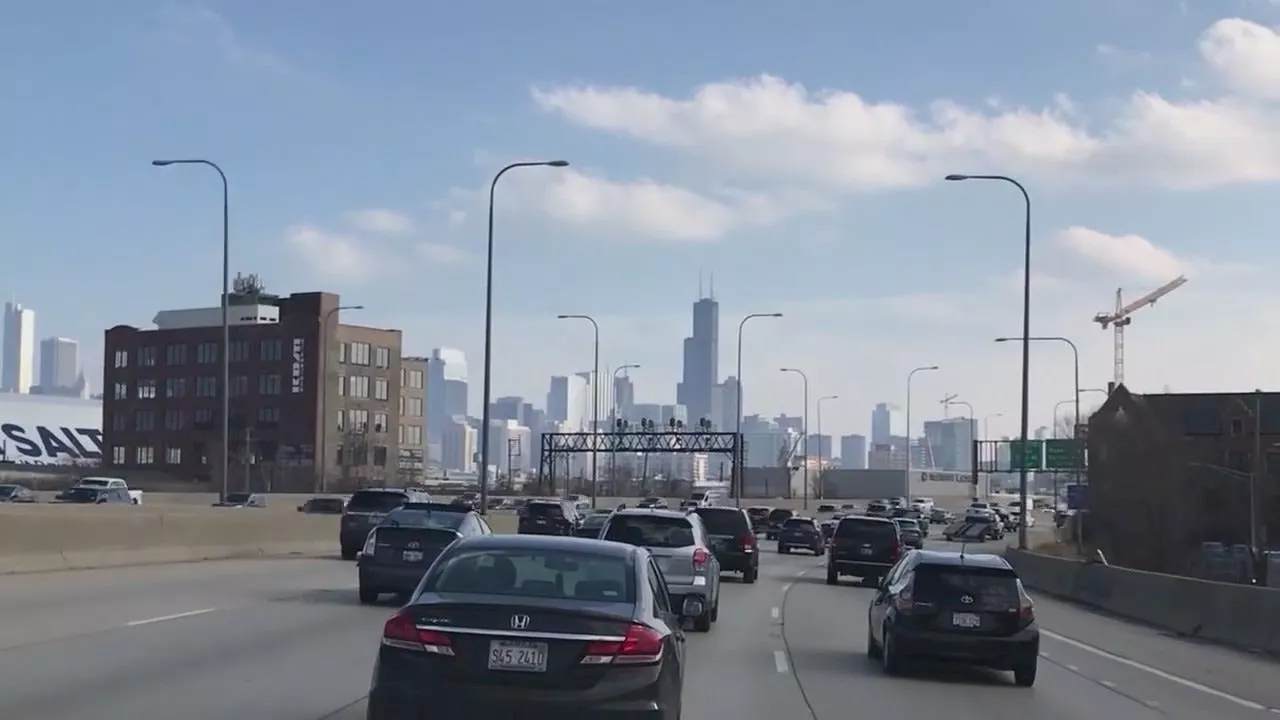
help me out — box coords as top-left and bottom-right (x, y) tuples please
(679, 595), (705, 619)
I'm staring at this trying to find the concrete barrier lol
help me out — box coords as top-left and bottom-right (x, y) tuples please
(1005, 548), (1280, 654)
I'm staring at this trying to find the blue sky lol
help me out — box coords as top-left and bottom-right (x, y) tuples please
(4, 0), (1280, 442)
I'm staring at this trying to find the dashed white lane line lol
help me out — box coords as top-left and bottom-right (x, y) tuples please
(1041, 628), (1268, 711)
(127, 608), (218, 627)
(773, 649), (789, 674)
(770, 607), (781, 621)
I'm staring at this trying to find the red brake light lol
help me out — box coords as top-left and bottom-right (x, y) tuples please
(739, 533), (757, 551)
(582, 623), (665, 665)
(692, 547), (710, 568)
(1017, 582), (1035, 624)
(381, 610), (454, 655)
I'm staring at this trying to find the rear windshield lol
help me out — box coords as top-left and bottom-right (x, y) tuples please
(384, 507), (466, 530)
(347, 491), (408, 513)
(894, 520), (920, 531)
(603, 515), (696, 548)
(428, 549), (636, 603)
(913, 567), (1021, 611)
(783, 518), (813, 529)
(581, 513), (609, 528)
(525, 502), (564, 517)
(835, 518), (897, 539)
(62, 487), (101, 502)
(694, 508), (748, 535)
(746, 507), (772, 517)
(311, 498), (344, 511)
(767, 509), (794, 522)
(225, 493), (251, 503)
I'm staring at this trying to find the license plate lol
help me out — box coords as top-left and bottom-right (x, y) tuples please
(488, 640), (548, 672)
(402, 550), (424, 562)
(859, 547), (873, 555)
(952, 612), (981, 628)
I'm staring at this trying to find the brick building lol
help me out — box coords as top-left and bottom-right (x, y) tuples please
(398, 356), (428, 481)
(102, 282), (406, 492)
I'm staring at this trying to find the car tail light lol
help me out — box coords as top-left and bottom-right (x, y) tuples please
(1017, 582), (1035, 624)
(893, 586), (914, 612)
(381, 610), (454, 655)
(692, 547), (711, 568)
(581, 623), (664, 665)
(362, 530), (378, 555)
(739, 533), (756, 552)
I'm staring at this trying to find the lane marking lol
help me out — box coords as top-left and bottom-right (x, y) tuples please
(127, 608), (217, 627)
(1041, 628), (1267, 711)
(1101, 680), (1117, 688)
(773, 649), (789, 674)
(770, 606), (781, 621)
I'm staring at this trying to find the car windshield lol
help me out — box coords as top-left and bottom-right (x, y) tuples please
(767, 509), (793, 522)
(0, 486), (16, 498)
(835, 518), (896, 539)
(694, 509), (747, 535)
(62, 487), (101, 502)
(581, 514), (609, 528)
(783, 518), (812, 529)
(310, 498), (344, 511)
(346, 491), (408, 513)
(603, 515), (696, 548)
(427, 549), (636, 603)
(525, 502), (564, 517)
(913, 567), (1021, 611)
(383, 507), (466, 530)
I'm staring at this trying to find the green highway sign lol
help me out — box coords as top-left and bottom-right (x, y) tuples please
(1009, 440), (1043, 470)
(1044, 438), (1085, 470)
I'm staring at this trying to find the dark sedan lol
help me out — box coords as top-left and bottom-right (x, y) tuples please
(357, 503), (493, 604)
(366, 534), (693, 719)
(574, 510), (612, 538)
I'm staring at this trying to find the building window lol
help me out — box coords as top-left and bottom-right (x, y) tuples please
(196, 342), (218, 364)
(136, 445), (155, 465)
(195, 376), (218, 398)
(398, 425), (404, 444)
(138, 346), (158, 367)
(373, 445), (388, 466)
(165, 447), (182, 464)
(194, 409), (215, 429)
(136, 379), (157, 399)
(348, 375), (370, 398)
(374, 377), (389, 401)
(113, 350), (128, 368)
(134, 410), (155, 431)
(258, 407), (280, 427)
(165, 344), (187, 365)
(337, 375), (346, 396)
(228, 340), (250, 362)
(404, 397), (423, 417)
(373, 412), (388, 433)
(336, 410), (345, 431)
(111, 413), (126, 432)
(165, 377), (186, 398)
(374, 347), (391, 368)
(259, 374), (282, 395)
(338, 342), (348, 364)
(164, 410), (184, 431)
(113, 382), (128, 400)
(406, 369), (424, 389)
(350, 342), (371, 366)
(348, 408), (369, 432)
(111, 446), (127, 465)
(228, 375), (250, 397)
(260, 338), (283, 361)
(404, 425), (423, 446)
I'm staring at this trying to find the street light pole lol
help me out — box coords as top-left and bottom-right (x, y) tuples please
(478, 160), (569, 515)
(734, 312), (784, 506)
(317, 304), (364, 492)
(558, 314), (600, 508)
(946, 173), (1033, 548)
(905, 365), (940, 497)
(780, 368), (809, 509)
(816, 395), (838, 500)
(151, 158), (231, 501)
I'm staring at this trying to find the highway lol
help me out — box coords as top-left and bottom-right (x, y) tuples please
(1, 540), (1277, 719)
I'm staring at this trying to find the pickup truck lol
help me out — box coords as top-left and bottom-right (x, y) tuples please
(68, 477), (143, 505)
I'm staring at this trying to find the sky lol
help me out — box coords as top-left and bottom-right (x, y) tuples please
(4, 0), (1280, 444)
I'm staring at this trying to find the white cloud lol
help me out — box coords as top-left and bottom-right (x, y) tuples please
(541, 170), (736, 241)
(160, 7), (291, 75)
(531, 18), (1280, 191)
(345, 209), (414, 236)
(1057, 226), (1257, 282)
(283, 224), (376, 282)
(417, 242), (472, 265)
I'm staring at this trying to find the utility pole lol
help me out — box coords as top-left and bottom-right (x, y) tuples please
(242, 425), (254, 493)
(507, 436), (521, 492)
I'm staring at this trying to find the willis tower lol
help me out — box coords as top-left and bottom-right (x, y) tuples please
(676, 278), (718, 426)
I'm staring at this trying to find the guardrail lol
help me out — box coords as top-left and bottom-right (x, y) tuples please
(1005, 548), (1280, 655)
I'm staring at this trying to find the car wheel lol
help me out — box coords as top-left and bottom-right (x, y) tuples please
(710, 602), (719, 622)
(881, 624), (904, 675)
(866, 622), (882, 659)
(826, 566), (838, 585)
(743, 566), (758, 584)
(779, 544), (790, 554)
(1014, 659), (1038, 687)
(341, 547), (358, 561)
(358, 584), (380, 605)
(693, 610), (712, 632)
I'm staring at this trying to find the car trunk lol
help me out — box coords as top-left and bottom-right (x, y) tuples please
(832, 521), (898, 563)
(904, 567), (1025, 637)
(372, 527), (459, 566)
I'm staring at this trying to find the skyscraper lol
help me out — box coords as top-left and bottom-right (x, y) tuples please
(676, 294), (718, 425)
(612, 372), (635, 421)
(427, 347), (468, 445)
(840, 434), (867, 469)
(38, 337), (79, 394)
(871, 403), (892, 445)
(2, 302), (35, 393)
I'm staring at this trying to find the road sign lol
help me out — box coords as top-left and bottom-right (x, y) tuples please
(1009, 440), (1043, 470)
(1044, 438), (1085, 470)
(1066, 484), (1088, 510)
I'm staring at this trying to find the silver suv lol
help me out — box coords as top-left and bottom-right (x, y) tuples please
(601, 508), (722, 632)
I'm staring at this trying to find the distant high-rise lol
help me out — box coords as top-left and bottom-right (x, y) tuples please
(612, 372), (635, 421)
(427, 347), (468, 445)
(871, 403), (892, 445)
(36, 337), (80, 397)
(547, 375), (588, 430)
(2, 302), (35, 393)
(840, 434), (867, 469)
(676, 289), (719, 427)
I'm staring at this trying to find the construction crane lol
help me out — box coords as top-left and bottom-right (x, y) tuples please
(1093, 275), (1188, 386)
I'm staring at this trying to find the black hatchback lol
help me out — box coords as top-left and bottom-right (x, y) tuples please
(866, 550), (1040, 686)
(357, 502), (493, 604)
(692, 506), (758, 583)
(518, 500), (580, 536)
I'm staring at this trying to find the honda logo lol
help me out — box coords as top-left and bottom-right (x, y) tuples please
(960, 594), (975, 605)
(510, 614), (530, 630)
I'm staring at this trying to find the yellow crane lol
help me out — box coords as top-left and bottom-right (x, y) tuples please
(1093, 275), (1188, 386)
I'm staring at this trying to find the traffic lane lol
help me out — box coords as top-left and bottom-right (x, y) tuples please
(0, 557), (353, 650)
(327, 548), (824, 720)
(781, 573), (1181, 720)
(0, 580), (395, 720)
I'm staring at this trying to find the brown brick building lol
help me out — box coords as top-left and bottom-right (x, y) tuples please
(102, 283), (407, 492)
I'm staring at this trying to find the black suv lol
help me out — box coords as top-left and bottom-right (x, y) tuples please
(866, 550), (1040, 686)
(764, 508), (794, 540)
(826, 516), (903, 586)
(340, 488), (433, 560)
(692, 506), (759, 583)
(517, 499), (580, 535)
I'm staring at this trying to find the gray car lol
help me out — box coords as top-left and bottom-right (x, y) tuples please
(600, 508), (721, 633)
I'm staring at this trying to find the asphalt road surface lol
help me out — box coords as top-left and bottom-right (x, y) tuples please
(1, 538), (1277, 719)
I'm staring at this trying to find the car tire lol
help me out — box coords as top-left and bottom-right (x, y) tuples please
(693, 611), (712, 632)
(710, 602), (719, 622)
(358, 584), (379, 605)
(825, 566), (838, 585)
(1014, 660), (1037, 687)
(341, 547), (358, 561)
(881, 624), (904, 675)
(779, 544), (789, 554)
(743, 567), (757, 584)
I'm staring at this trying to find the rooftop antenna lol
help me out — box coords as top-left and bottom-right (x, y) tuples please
(698, 269), (704, 299)
(709, 271), (715, 300)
